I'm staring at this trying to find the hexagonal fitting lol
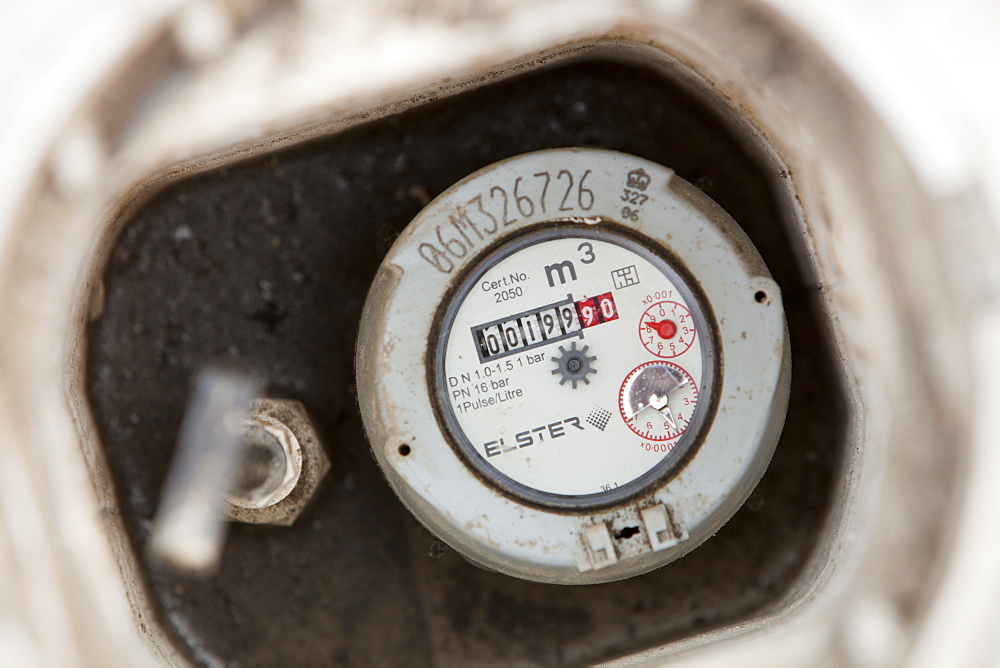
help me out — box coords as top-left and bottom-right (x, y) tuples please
(223, 398), (329, 526)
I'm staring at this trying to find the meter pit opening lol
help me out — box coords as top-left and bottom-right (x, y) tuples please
(85, 57), (846, 665)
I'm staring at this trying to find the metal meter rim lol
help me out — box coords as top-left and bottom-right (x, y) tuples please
(428, 222), (721, 511)
(356, 147), (789, 584)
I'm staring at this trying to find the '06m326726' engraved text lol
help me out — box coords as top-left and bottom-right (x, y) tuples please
(418, 168), (594, 274)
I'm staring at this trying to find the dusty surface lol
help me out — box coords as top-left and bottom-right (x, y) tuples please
(86, 60), (844, 666)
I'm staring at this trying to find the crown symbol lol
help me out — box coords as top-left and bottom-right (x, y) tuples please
(626, 168), (651, 191)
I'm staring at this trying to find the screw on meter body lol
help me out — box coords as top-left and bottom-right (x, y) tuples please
(435, 226), (716, 508)
(356, 147), (789, 584)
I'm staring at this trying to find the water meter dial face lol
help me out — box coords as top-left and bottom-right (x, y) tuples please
(436, 227), (714, 507)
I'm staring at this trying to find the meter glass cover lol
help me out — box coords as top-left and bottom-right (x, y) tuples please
(435, 226), (715, 508)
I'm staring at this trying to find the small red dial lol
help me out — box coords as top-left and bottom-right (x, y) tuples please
(638, 301), (696, 358)
(618, 361), (699, 441)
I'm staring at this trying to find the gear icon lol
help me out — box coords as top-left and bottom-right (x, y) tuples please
(551, 342), (597, 388)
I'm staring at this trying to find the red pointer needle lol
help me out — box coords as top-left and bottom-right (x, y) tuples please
(646, 319), (677, 340)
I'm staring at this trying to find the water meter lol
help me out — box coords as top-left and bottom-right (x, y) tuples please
(357, 148), (789, 584)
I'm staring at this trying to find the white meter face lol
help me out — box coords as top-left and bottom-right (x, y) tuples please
(435, 226), (716, 508)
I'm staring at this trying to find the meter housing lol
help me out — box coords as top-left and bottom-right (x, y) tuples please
(357, 148), (789, 584)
